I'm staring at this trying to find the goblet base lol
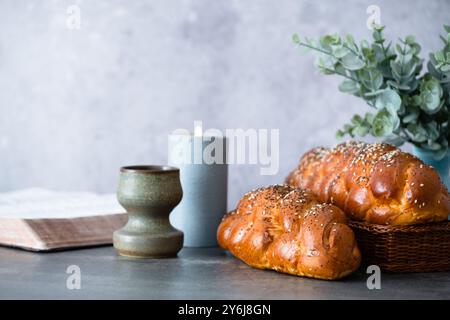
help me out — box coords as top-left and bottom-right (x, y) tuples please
(113, 228), (183, 258)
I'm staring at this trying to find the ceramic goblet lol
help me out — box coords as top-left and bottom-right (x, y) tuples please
(113, 165), (183, 258)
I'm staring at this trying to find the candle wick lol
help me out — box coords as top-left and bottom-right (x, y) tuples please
(194, 121), (203, 137)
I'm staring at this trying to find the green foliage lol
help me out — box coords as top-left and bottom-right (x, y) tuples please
(293, 25), (450, 159)
(372, 108), (400, 137)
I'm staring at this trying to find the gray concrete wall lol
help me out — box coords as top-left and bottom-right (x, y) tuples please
(1, 0), (449, 208)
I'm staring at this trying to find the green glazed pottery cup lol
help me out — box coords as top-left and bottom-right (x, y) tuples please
(113, 165), (184, 258)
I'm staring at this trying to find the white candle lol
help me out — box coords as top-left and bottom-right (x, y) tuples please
(168, 128), (228, 247)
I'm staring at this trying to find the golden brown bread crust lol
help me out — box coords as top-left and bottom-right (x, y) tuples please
(217, 185), (361, 280)
(286, 141), (450, 225)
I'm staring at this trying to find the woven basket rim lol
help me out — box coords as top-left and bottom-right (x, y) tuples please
(348, 220), (450, 233)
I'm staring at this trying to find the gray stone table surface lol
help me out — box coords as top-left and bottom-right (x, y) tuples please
(0, 246), (449, 299)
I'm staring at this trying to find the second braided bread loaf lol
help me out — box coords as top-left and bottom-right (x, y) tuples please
(286, 141), (450, 225)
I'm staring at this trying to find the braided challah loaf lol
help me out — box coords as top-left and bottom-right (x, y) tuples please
(286, 141), (450, 225)
(217, 185), (361, 280)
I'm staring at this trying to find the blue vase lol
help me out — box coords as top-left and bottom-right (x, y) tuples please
(412, 146), (450, 191)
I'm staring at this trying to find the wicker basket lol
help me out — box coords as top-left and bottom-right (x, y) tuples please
(349, 220), (450, 273)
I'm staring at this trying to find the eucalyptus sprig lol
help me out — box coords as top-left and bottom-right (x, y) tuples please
(293, 26), (450, 159)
